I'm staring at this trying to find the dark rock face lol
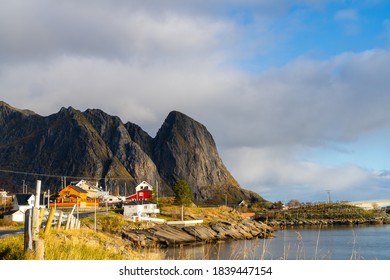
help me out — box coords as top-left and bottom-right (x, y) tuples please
(153, 111), (258, 203)
(0, 101), (262, 203)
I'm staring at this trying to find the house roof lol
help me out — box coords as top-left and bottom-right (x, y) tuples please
(4, 210), (24, 216)
(135, 181), (153, 191)
(75, 179), (99, 190)
(14, 194), (33, 206)
(63, 185), (88, 193)
(14, 193), (49, 206)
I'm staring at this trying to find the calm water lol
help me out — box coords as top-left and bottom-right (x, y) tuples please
(164, 224), (390, 260)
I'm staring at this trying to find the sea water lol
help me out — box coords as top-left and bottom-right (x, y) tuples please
(163, 224), (390, 260)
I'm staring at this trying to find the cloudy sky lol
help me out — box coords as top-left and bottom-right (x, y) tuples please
(1, 0), (390, 203)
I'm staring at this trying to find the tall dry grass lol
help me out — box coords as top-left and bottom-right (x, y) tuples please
(0, 235), (25, 260)
(0, 228), (163, 260)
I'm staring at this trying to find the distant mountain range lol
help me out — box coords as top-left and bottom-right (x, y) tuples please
(0, 101), (263, 204)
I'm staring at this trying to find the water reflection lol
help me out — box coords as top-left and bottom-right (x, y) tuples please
(163, 224), (390, 260)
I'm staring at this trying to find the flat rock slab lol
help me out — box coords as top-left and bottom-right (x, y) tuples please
(147, 225), (197, 246)
(182, 225), (218, 241)
(122, 220), (274, 247)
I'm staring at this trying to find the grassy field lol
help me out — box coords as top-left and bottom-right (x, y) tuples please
(0, 211), (163, 260)
(0, 223), (163, 260)
(0, 219), (24, 230)
(0, 204), (251, 260)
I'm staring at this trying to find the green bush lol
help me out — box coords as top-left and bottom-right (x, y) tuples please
(99, 214), (126, 233)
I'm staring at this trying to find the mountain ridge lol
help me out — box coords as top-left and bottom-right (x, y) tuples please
(0, 101), (263, 204)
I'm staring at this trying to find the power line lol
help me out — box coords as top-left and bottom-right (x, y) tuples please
(0, 168), (134, 181)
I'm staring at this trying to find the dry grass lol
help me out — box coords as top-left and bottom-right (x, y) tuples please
(0, 235), (25, 260)
(0, 219), (24, 230)
(159, 205), (244, 223)
(0, 228), (163, 260)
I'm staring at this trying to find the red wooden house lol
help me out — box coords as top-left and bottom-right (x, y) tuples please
(126, 181), (153, 201)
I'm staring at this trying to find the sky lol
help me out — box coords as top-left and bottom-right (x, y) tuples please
(1, 0), (390, 203)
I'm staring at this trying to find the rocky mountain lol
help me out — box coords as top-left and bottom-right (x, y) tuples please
(0, 101), (263, 204)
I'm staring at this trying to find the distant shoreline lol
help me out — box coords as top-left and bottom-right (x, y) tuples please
(265, 217), (390, 228)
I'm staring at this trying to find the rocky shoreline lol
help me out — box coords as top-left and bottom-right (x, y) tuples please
(121, 219), (274, 248)
(266, 217), (390, 228)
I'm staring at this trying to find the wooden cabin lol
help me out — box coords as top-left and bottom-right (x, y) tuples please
(51, 185), (97, 208)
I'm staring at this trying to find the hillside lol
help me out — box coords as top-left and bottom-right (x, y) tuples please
(0, 101), (263, 204)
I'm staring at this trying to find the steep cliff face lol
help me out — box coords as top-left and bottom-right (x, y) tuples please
(0, 103), (132, 192)
(153, 111), (259, 203)
(0, 101), (262, 203)
(83, 109), (171, 195)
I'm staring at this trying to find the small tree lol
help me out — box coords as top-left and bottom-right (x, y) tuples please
(287, 199), (301, 208)
(272, 201), (284, 210)
(173, 180), (193, 206)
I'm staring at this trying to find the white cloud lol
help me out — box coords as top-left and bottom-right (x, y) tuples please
(206, 50), (390, 150)
(225, 146), (390, 203)
(1, 0), (390, 202)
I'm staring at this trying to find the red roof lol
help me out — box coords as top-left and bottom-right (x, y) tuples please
(241, 212), (256, 218)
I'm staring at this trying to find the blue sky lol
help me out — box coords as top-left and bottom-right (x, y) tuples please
(232, 1), (390, 71)
(1, 0), (390, 203)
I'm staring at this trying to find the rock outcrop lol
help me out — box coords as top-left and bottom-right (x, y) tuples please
(0, 101), (263, 203)
(121, 220), (274, 248)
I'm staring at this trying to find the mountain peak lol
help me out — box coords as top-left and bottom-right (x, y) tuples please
(0, 102), (263, 203)
(58, 106), (78, 115)
(0, 101), (36, 116)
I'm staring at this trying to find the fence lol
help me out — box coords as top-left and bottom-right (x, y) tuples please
(23, 180), (81, 259)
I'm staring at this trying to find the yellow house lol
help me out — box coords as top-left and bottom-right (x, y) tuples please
(51, 185), (96, 208)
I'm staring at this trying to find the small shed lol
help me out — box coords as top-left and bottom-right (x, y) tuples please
(237, 200), (248, 208)
(4, 210), (25, 222)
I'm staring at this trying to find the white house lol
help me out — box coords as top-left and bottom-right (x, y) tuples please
(101, 194), (122, 204)
(0, 189), (7, 198)
(75, 180), (100, 198)
(123, 200), (160, 221)
(7, 193), (47, 222)
(13, 194), (36, 212)
(4, 210), (25, 222)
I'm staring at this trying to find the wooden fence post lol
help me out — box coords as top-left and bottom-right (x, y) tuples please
(39, 208), (45, 227)
(24, 209), (32, 253)
(44, 208), (56, 235)
(32, 180), (44, 260)
(65, 204), (76, 230)
(57, 211), (63, 229)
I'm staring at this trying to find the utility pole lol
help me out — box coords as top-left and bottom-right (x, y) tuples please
(22, 180), (27, 193)
(94, 197), (97, 231)
(326, 190), (331, 203)
(156, 180), (159, 204)
(47, 189), (50, 208)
